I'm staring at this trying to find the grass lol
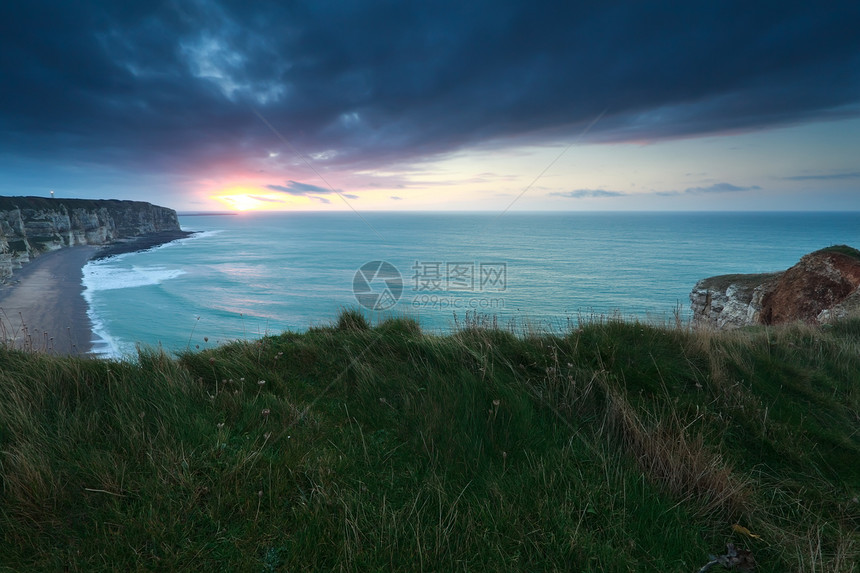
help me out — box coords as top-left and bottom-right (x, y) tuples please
(0, 311), (858, 571)
(695, 272), (783, 294)
(0, 196), (157, 211)
(819, 244), (860, 260)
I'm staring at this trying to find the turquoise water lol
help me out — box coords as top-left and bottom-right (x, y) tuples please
(82, 211), (860, 358)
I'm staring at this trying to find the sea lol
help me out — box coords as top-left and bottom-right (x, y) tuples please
(82, 211), (860, 359)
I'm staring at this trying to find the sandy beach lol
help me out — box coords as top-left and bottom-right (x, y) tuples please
(0, 246), (98, 355)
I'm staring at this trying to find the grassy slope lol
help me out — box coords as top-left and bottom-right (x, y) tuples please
(0, 197), (152, 211)
(819, 245), (860, 260)
(0, 311), (858, 572)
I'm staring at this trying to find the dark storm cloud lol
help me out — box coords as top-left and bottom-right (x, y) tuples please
(1, 1), (859, 175)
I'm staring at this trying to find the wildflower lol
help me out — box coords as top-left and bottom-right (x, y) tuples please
(258, 380), (266, 386)
(731, 524), (761, 539)
(261, 408), (270, 416)
(217, 422), (225, 429)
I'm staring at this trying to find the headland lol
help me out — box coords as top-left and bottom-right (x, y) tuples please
(0, 196), (191, 354)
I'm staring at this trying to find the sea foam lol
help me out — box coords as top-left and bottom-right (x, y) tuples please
(82, 258), (189, 358)
(82, 263), (186, 292)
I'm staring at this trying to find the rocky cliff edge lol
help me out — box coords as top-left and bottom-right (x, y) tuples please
(690, 246), (860, 328)
(0, 197), (184, 281)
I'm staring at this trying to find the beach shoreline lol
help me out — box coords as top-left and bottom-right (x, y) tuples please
(0, 231), (195, 356)
(92, 229), (195, 260)
(0, 246), (98, 355)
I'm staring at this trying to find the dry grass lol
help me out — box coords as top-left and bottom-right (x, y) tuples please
(0, 311), (858, 571)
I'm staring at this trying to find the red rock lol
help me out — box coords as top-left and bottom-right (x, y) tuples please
(760, 249), (860, 325)
(691, 246), (860, 328)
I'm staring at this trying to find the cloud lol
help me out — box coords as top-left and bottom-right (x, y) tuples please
(0, 1), (858, 183)
(652, 182), (761, 195)
(268, 179), (350, 195)
(266, 180), (360, 202)
(783, 171), (860, 181)
(683, 183), (761, 194)
(390, 196), (403, 200)
(550, 189), (627, 199)
(247, 195), (286, 203)
(267, 181), (332, 195)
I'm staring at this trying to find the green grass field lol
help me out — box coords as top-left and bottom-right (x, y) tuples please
(1, 310), (858, 571)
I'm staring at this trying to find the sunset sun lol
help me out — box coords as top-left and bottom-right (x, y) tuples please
(215, 193), (263, 211)
(2, 1), (859, 569)
(212, 188), (294, 211)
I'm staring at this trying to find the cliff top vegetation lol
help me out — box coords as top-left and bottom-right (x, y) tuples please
(0, 196), (164, 211)
(818, 244), (860, 260)
(1, 309), (858, 571)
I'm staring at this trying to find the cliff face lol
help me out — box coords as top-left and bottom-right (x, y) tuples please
(690, 246), (860, 328)
(690, 272), (782, 329)
(0, 197), (182, 281)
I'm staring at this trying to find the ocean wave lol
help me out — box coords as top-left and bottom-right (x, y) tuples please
(82, 263), (186, 292)
(157, 229), (224, 249)
(85, 303), (126, 359)
(174, 228), (224, 238)
(82, 260), (188, 359)
(94, 229), (224, 264)
(111, 228), (223, 262)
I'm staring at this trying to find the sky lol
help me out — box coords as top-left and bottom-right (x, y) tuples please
(1, 1), (859, 212)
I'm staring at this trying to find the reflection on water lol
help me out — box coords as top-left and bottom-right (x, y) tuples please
(83, 212), (860, 358)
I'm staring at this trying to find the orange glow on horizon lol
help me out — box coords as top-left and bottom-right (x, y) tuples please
(217, 194), (261, 211)
(211, 187), (294, 211)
